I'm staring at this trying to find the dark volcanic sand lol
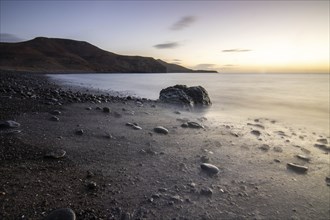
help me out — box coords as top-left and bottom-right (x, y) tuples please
(0, 72), (329, 220)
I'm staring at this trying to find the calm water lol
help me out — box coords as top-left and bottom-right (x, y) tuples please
(48, 73), (329, 133)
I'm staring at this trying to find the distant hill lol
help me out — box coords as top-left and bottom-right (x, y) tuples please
(0, 37), (217, 73)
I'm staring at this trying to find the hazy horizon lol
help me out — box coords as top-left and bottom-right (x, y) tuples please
(1, 0), (329, 74)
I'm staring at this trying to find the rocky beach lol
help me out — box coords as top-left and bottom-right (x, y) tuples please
(0, 72), (329, 220)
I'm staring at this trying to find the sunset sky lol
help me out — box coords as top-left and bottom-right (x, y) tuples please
(0, 0), (329, 73)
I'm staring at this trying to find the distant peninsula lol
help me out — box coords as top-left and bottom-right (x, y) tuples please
(0, 37), (217, 74)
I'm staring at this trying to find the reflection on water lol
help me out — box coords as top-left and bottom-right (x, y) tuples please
(48, 73), (329, 133)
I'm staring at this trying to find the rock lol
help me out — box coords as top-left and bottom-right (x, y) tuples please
(51, 110), (61, 115)
(181, 123), (188, 128)
(75, 129), (84, 135)
(201, 163), (220, 175)
(259, 144), (270, 151)
(296, 154), (311, 162)
(50, 116), (59, 121)
(159, 85), (211, 106)
(314, 144), (330, 152)
(287, 163), (308, 173)
(153, 126), (169, 134)
(44, 149), (66, 159)
(247, 123), (265, 129)
(132, 125), (142, 130)
(0, 120), (20, 129)
(326, 176), (330, 186)
(200, 155), (210, 163)
(251, 130), (261, 136)
(44, 208), (76, 220)
(103, 107), (111, 113)
(200, 187), (213, 196)
(87, 181), (97, 190)
(273, 146), (283, 152)
(317, 138), (328, 144)
(126, 122), (142, 130)
(187, 121), (204, 129)
(85, 107), (92, 110)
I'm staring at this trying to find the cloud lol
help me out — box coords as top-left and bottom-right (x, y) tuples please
(222, 49), (252, 53)
(170, 16), (196, 31)
(0, 33), (24, 42)
(194, 63), (217, 70)
(154, 42), (180, 49)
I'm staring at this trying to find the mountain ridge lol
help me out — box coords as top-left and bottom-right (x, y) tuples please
(0, 37), (217, 73)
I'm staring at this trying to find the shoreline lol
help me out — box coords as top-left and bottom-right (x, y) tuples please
(0, 71), (329, 219)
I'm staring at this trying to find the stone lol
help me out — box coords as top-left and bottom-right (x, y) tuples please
(44, 149), (66, 159)
(126, 122), (142, 130)
(273, 146), (283, 152)
(317, 138), (328, 144)
(87, 181), (97, 190)
(200, 155), (210, 163)
(181, 123), (188, 128)
(44, 208), (76, 220)
(314, 144), (330, 152)
(50, 116), (59, 121)
(200, 187), (213, 196)
(153, 126), (169, 134)
(0, 120), (20, 129)
(296, 155), (311, 162)
(187, 121), (204, 129)
(159, 85), (211, 106)
(75, 129), (84, 135)
(251, 130), (261, 136)
(287, 163), (308, 173)
(201, 163), (220, 175)
(259, 144), (270, 151)
(51, 110), (61, 115)
(103, 107), (111, 113)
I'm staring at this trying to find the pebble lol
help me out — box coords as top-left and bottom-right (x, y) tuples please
(187, 121), (204, 129)
(259, 144), (270, 151)
(273, 146), (283, 152)
(126, 122), (142, 130)
(200, 163), (220, 175)
(51, 110), (61, 115)
(200, 155), (210, 163)
(317, 138), (328, 144)
(44, 208), (76, 220)
(153, 126), (169, 134)
(314, 144), (330, 152)
(87, 181), (97, 190)
(0, 120), (20, 129)
(181, 123), (188, 128)
(44, 149), (66, 159)
(251, 130), (261, 136)
(296, 154), (311, 162)
(287, 163), (308, 173)
(50, 116), (59, 121)
(103, 107), (111, 113)
(200, 187), (213, 196)
(75, 129), (84, 135)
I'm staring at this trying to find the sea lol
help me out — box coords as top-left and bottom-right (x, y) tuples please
(48, 73), (329, 134)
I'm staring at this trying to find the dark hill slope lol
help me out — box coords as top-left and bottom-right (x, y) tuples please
(0, 37), (167, 73)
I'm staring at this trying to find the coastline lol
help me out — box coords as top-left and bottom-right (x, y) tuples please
(0, 71), (329, 219)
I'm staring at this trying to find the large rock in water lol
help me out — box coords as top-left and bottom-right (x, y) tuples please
(159, 85), (211, 106)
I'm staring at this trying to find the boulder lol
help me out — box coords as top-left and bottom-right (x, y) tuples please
(159, 85), (211, 106)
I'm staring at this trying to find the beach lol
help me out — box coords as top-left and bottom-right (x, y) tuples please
(0, 72), (329, 220)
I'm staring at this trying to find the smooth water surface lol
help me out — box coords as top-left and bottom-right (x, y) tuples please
(48, 73), (329, 133)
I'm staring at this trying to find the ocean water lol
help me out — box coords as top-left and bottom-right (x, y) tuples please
(48, 73), (329, 133)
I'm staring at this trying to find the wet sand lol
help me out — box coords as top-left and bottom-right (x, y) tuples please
(0, 72), (329, 219)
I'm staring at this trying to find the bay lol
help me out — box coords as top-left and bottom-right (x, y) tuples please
(48, 73), (329, 133)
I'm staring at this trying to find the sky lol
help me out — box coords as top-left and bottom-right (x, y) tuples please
(0, 0), (329, 73)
